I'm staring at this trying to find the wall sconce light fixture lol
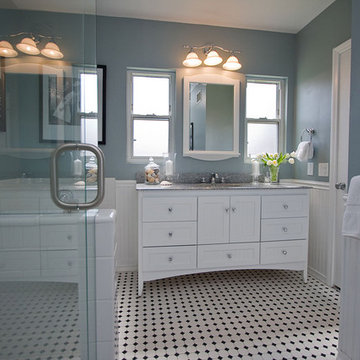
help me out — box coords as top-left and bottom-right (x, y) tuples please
(0, 33), (64, 59)
(183, 45), (242, 71)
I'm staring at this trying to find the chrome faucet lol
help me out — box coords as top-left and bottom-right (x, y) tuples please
(210, 172), (220, 184)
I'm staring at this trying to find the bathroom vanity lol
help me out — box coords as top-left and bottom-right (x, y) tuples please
(136, 183), (310, 296)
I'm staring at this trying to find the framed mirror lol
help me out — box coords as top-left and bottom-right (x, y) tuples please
(183, 73), (240, 161)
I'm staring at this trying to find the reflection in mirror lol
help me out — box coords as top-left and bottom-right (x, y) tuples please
(189, 82), (233, 151)
(183, 73), (240, 161)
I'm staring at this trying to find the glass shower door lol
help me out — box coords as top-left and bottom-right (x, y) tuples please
(0, 3), (101, 360)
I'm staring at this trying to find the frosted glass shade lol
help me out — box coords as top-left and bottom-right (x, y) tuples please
(41, 42), (64, 59)
(204, 50), (222, 66)
(183, 51), (202, 67)
(16, 38), (40, 55)
(0, 41), (18, 57)
(223, 55), (242, 71)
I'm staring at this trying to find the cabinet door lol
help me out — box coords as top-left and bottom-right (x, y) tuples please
(198, 196), (230, 244)
(230, 196), (260, 243)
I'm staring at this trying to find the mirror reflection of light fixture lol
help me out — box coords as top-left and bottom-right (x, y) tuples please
(183, 49), (202, 67)
(183, 44), (242, 71)
(204, 49), (223, 66)
(41, 42), (64, 59)
(0, 41), (18, 57)
(16, 37), (40, 55)
(223, 55), (242, 71)
(0, 33), (64, 59)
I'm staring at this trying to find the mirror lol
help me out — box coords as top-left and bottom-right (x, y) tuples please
(183, 73), (240, 160)
(0, 61), (105, 158)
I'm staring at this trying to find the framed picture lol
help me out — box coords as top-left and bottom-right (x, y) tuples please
(40, 71), (81, 142)
(40, 64), (106, 144)
(97, 65), (106, 145)
(0, 58), (5, 132)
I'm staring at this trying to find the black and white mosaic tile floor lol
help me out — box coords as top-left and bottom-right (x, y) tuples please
(115, 270), (340, 360)
(0, 281), (80, 360)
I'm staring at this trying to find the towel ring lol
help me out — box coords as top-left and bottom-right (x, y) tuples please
(300, 128), (315, 142)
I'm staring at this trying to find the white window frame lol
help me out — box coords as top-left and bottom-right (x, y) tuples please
(126, 69), (175, 164)
(244, 75), (287, 161)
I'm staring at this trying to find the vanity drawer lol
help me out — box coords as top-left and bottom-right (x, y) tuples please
(142, 197), (197, 222)
(40, 250), (78, 277)
(142, 246), (196, 272)
(40, 225), (78, 249)
(142, 222), (196, 247)
(198, 243), (260, 269)
(262, 195), (308, 218)
(261, 217), (308, 241)
(260, 240), (307, 265)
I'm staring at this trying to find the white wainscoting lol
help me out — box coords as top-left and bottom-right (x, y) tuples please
(284, 179), (330, 283)
(114, 181), (138, 271)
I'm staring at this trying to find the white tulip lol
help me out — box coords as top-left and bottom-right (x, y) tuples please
(289, 158), (295, 164)
(290, 151), (297, 157)
(267, 160), (272, 166)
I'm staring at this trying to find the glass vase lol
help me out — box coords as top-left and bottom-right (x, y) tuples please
(269, 166), (279, 183)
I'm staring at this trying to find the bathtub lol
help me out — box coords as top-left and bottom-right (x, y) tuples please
(0, 178), (116, 360)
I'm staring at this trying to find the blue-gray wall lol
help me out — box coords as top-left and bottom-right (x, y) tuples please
(294, 0), (351, 181)
(96, 17), (297, 180)
(348, 0), (360, 181)
(0, 9), (96, 179)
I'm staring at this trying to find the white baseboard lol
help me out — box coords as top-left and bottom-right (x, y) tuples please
(337, 349), (351, 360)
(308, 267), (328, 284)
(116, 265), (137, 272)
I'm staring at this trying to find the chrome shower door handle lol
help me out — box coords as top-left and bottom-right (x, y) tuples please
(50, 143), (105, 211)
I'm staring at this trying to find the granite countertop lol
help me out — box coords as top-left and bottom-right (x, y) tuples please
(136, 182), (311, 191)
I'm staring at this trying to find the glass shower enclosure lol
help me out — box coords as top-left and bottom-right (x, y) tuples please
(0, 2), (105, 359)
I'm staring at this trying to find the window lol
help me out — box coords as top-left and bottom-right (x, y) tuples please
(127, 70), (174, 162)
(78, 65), (105, 145)
(245, 76), (287, 159)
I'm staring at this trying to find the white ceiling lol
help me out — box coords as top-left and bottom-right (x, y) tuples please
(7, 0), (335, 34)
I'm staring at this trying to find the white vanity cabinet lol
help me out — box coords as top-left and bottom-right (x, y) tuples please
(137, 186), (309, 296)
(198, 195), (260, 244)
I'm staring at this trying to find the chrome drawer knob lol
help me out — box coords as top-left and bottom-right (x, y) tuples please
(282, 250), (288, 255)
(168, 232), (173, 237)
(67, 235), (72, 240)
(225, 208), (230, 213)
(232, 207), (237, 213)
(168, 256), (173, 262)
(168, 207), (173, 213)
(67, 260), (73, 266)
(282, 226), (288, 232)
(283, 204), (289, 210)
(227, 253), (232, 259)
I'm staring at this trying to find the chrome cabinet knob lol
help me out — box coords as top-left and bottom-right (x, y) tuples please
(227, 253), (232, 259)
(232, 207), (236, 213)
(225, 208), (230, 213)
(168, 232), (173, 237)
(67, 235), (72, 240)
(168, 207), (173, 213)
(283, 204), (289, 210)
(67, 260), (73, 266)
(335, 182), (346, 190)
(282, 250), (288, 255)
(282, 226), (288, 232)
(168, 256), (173, 262)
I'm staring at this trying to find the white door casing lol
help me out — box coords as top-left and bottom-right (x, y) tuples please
(329, 39), (351, 287)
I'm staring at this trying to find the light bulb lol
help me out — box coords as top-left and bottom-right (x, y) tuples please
(183, 50), (202, 67)
(0, 41), (18, 57)
(16, 38), (40, 55)
(223, 55), (242, 71)
(41, 42), (64, 59)
(204, 50), (222, 66)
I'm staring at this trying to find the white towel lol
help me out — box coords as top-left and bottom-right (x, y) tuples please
(295, 141), (313, 162)
(342, 176), (360, 239)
